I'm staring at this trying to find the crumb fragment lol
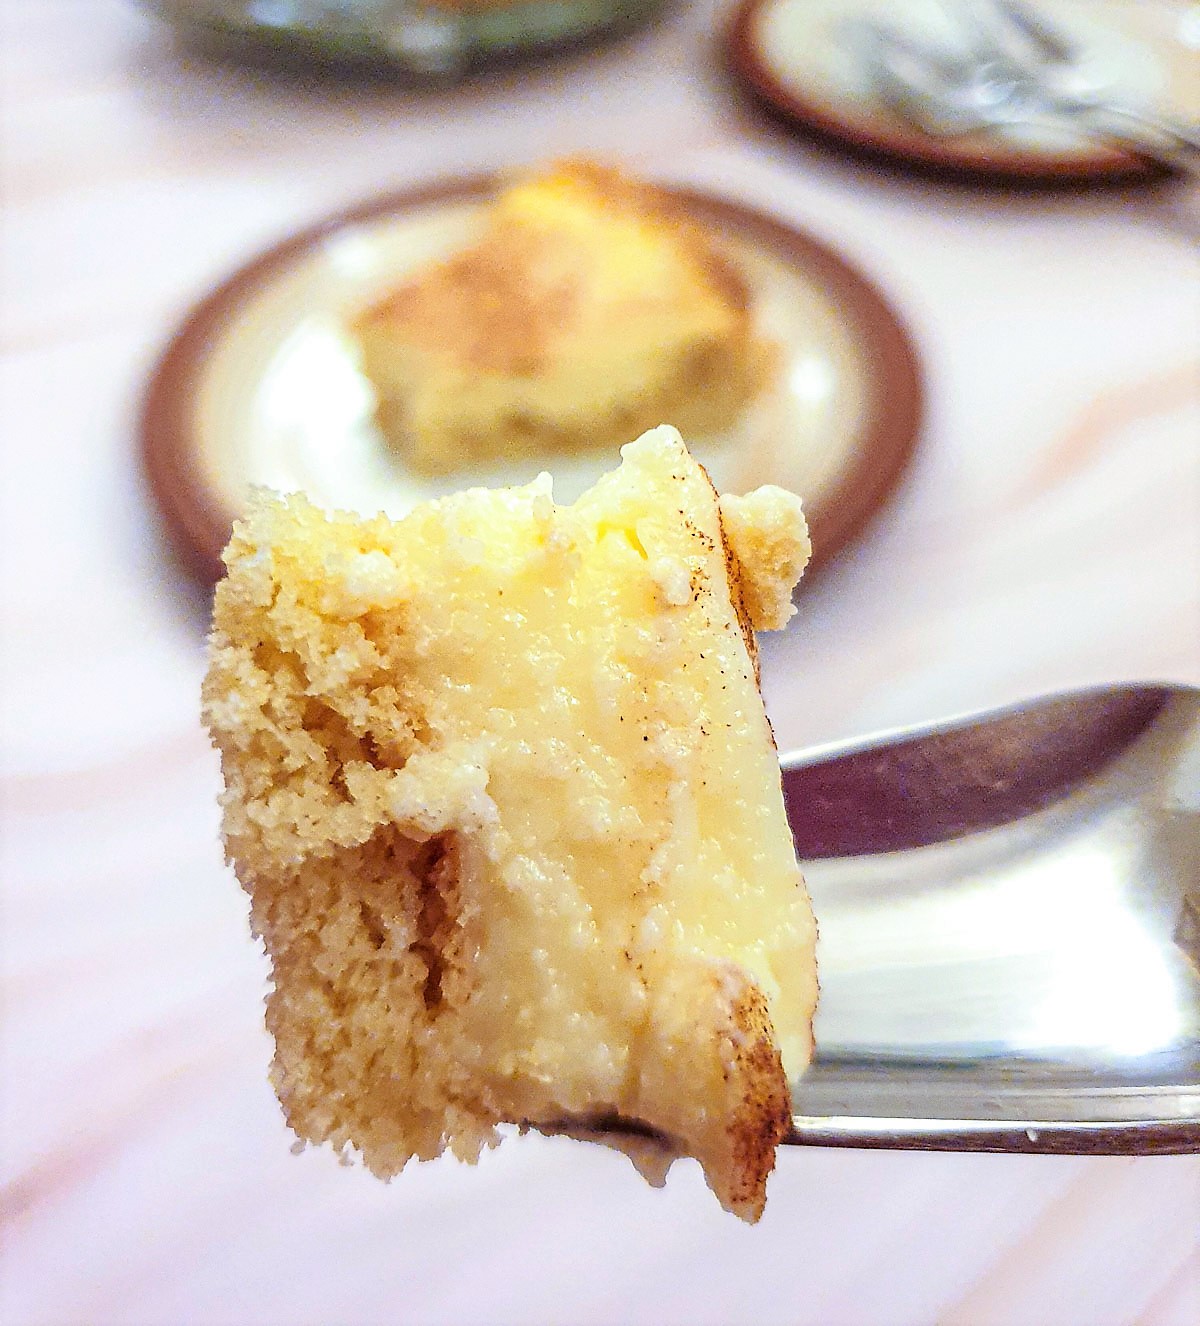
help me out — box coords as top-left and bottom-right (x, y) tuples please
(719, 486), (811, 630)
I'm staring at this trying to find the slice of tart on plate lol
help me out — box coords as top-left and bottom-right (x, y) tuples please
(352, 159), (776, 475)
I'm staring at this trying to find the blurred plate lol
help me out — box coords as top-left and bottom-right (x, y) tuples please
(728, 0), (1200, 184)
(141, 175), (923, 583)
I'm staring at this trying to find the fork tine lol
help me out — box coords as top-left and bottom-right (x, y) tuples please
(837, 16), (993, 136)
(992, 0), (1078, 64)
(838, 16), (972, 85)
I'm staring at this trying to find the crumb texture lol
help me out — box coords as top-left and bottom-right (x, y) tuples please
(353, 158), (773, 474)
(719, 487), (811, 631)
(203, 427), (818, 1221)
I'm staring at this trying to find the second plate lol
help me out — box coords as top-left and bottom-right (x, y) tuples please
(141, 175), (923, 582)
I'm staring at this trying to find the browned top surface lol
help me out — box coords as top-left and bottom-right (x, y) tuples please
(354, 159), (752, 376)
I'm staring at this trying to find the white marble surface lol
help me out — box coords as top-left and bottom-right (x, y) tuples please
(2, 2), (1199, 1323)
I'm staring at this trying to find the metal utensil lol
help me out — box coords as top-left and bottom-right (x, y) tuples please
(842, 7), (1200, 177)
(985, 0), (1200, 162)
(780, 683), (1200, 1153)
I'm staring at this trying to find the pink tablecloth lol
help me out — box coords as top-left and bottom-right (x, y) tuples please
(3, 2), (1198, 1322)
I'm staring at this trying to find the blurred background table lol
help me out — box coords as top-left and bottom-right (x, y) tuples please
(3, 2), (1199, 1323)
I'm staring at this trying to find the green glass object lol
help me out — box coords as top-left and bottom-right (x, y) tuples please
(139, 0), (666, 75)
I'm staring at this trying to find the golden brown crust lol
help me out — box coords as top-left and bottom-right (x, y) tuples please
(355, 160), (755, 378)
(538, 974), (790, 1223)
(356, 224), (574, 377)
(717, 502), (762, 693)
(609, 960), (792, 1223)
(719, 981), (791, 1223)
(700, 457), (762, 693)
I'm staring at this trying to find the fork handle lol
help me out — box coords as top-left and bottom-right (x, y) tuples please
(1071, 101), (1200, 177)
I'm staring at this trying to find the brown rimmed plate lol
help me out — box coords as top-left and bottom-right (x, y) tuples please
(141, 175), (923, 584)
(728, 0), (1199, 185)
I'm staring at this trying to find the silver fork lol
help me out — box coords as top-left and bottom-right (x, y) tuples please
(842, 1), (1200, 176)
(982, 0), (1200, 160)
